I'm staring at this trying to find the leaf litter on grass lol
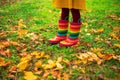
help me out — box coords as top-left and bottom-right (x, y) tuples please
(1, 0), (120, 79)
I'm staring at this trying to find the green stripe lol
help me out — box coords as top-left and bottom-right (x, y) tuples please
(58, 30), (68, 34)
(69, 32), (79, 36)
(57, 33), (67, 36)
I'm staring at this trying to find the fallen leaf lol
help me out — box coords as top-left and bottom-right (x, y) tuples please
(17, 60), (29, 71)
(63, 72), (69, 80)
(42, 70), (50, 79)
(56, 62), (63, 70)
(79, 67), (86, 73)
(103, 54), (114, 60)
(9, 65), (17, 73)
(0, 57), (5, 66)
(114, 44), (120, 48)
(97, 52), (105, 58)
(0, 49), (6, 56)
(24, 71), (37, 80)
(34, 60), (42, 67)
(3, 62), (11, 67)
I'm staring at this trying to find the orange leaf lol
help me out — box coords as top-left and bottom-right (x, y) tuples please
(9, 65), (17, 73)
(103, 54), (114, 60)
(34, 60), (42, 67)
(3, 62), (11, 67)
(0, 50), (6, 56)
(63, 72), (69, 80)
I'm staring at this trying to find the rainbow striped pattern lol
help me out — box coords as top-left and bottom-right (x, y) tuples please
(69, 22), (81, 39)
(57, 20), (68, 36)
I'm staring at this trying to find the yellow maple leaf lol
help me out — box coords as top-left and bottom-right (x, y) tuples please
(97, 52), (105, 58)
(114, 44), (120, 48)
(109, 32), (119, 40)
(96, 28), (104, 33)
(42, 60), (56, 69)
(18, 30), (28, 38)
(57, 57), (62, 63)
(24, 71), (37, 80)
(18, 19), (26, 30)
(17, 60), (29, 71)
(55, 62), (63, 70)
(91, 47), (104, 53)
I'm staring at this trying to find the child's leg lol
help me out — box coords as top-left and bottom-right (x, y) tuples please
(49, 8), (69, 44)
(60, 9), (82, 47)
(61, 8), (69, 20)
(71, 9), (81, 23)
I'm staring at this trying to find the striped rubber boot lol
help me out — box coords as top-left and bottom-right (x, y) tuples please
(48, 20), (68, 44)
(60, 22), (81, 47)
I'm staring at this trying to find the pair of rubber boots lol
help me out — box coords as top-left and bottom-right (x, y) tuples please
(49, 20), (81, 47)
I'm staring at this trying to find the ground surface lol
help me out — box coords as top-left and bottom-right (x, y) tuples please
(0, 0), (120, 80)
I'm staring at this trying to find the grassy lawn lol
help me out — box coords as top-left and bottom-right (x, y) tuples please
(0, 0), (120, 80)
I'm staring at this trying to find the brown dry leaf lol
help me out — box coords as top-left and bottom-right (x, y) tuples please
(113, 26), (120, 33)
(113, 55), (120, 61)
(109, 32), (119, 40)
(9, 65), (17, 73)
(42, 70), (50, 79)
(79, 67), (86, 73)
(103, 54), (114, 61)
(17, 60), (29, 71)
(76, 52), (102, 65)
(5, 49), (12, 57)
(114, 44), (120, 48)
(63, 72), (69, 80)
(63, 59), (70, 65)
(24, 71), (38, 80)
(52, 70), (60, 78)
(118, 73), (120, 79)
(0, 50), (6, 56)
(7, 74), (15, 79)
(107, 14), (120, 21)
(3, 62), (11, 67)
(19, 52), (27, 57)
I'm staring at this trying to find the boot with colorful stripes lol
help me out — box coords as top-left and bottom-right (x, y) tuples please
(48, 20), (68, 44)
(60, 22), (81, 47)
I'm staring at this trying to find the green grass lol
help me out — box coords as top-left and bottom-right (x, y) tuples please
(0, 0), (120, 80)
